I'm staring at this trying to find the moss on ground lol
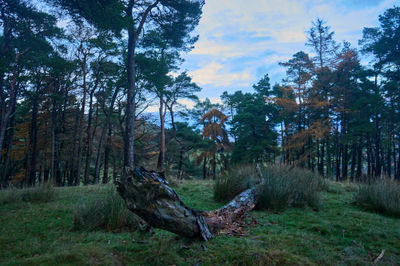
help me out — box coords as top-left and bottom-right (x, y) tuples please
(0, 181), (399, 265)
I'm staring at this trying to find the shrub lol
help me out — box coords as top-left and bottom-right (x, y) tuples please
(73, 186), (138, 232)
(214, 165), (259, 202)
(213, 164), (326, 211)
(0, 183), (55, 204)
(354, 180), (400, 217)
(257, 166), (326, 211)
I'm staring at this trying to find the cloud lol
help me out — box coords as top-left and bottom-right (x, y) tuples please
(181, 0), (396, 99)
(190, 61), (253, 87)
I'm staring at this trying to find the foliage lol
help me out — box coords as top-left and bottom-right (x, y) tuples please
(355, 180), (400, 217)
(73, 185), (138, 232)
(222, 75), (278, 164)
(0, 183), (55, 204)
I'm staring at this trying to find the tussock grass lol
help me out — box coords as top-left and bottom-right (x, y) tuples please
(214, 165), (258, 202)
(214, 164), (326, 211)
(73, 185), (138, 232)
(355, 180), (400, 217)
(0, 183), (55, 204)
(257, 165), (326, 211)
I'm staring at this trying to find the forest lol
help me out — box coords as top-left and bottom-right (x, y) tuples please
(1, 0), (400, 265)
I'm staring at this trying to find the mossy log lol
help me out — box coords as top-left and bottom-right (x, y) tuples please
(116, 167), (262, 241)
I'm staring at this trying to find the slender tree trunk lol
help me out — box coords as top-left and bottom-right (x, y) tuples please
(367, 133), (372, 176)
(177, 149), (183, 179)
(0, 51), (26, 162)
(44, 168), (49, 183)
(157, 96), (166, 172)
(103, 125), (111, 184)
(319, 140), (325, 176)
(27, 94), (39, 186)
(203, 157), (207, 179)
(50, 97), (57, 183)
(342, 144), (348, 181)
(350, 142), (356, 182)
(397, 146), (400, 180)
(84, 89), (95, 185)
(375, 113), (381, 177)
(124, 28), (137, 173)
(124, 0), (160, 175)
(95, 88), (118, 183)
(1, 99), (16, 188)
(75, 63), (88, 186)
(356, 137), (362, 180)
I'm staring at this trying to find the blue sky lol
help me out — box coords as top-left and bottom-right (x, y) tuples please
(179, 0), (397, 104)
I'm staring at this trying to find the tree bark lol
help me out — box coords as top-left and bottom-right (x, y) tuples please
(84, 88), (96, 185)
(117, 167), (262, 241)
(95, 88), (119, 183)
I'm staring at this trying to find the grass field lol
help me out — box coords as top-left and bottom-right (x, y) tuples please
(0, 180), (399, 265)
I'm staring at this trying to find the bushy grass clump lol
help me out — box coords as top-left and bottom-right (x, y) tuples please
(354, 180), (400, 217)
(214, 165), (259, 202)
(214, 164), (326, 211)
(257, 165), (326, 211)
(73, 186), (138, 232)
(0, 183), (55, 204)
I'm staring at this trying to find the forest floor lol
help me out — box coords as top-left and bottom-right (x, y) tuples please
(0, 180), (399, 265)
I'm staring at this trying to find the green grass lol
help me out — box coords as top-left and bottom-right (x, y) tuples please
(73, 185), (139, 232)
(0, 181), (399, 265)
(0, 183), (55, 204)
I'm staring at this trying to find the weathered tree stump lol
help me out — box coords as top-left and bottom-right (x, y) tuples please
(116, 167), (262, 241)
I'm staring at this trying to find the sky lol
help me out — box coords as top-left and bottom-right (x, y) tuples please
(179, 0), (398, 104)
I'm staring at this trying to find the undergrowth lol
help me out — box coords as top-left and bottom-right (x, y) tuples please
(214, 164), (326, 211)
(0, 182), (55, 204)
(257, 165), (326, 211)
(73, 185), (138, 232)
(355, 180), (400, 217)
(214, 165), (258, 201)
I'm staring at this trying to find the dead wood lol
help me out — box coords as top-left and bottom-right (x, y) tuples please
(117, 167), (263, 241)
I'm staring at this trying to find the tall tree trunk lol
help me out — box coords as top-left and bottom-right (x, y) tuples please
(342, 144), (348, 180)
(350, 142), (356, 182)
(203, 157), (207, 180)
(74, 63), (88, 186)
(0, 50), (26, 162)
(157, 97), (166, 172)
(50, 97), (57, 183)
(102, 125), (112, 184)
(1, 99), (16, 188)
(84, 89), (95, 185)
(177, 149), (183, 179)
(375, 113), (381, 177)
(397, 146), (400, 180)
(27, 94), (39, 186)
(94, 88), (119, 183)
(356, 138), (362, 181)
(124, 25), (137, 173)
(124, 1), (160, 176)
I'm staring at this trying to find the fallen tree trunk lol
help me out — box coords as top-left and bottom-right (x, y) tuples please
(116, 167), (263, 241)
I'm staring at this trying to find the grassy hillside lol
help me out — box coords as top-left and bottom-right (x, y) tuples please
(0, 180), (399, 265)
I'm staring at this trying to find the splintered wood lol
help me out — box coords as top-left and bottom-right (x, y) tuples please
(117, 167), (263, 241)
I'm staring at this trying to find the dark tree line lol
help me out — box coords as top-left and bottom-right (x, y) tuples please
(1, 1), (400, 188)
(224, 8), (400, 182)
